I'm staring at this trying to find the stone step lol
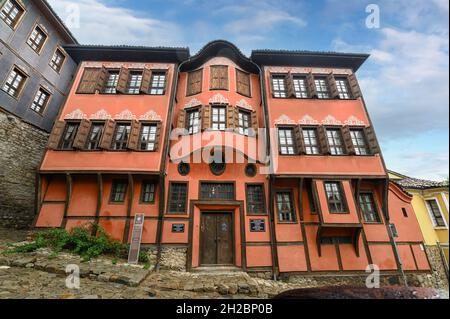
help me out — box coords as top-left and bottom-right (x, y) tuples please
(192, 266), (245, 275)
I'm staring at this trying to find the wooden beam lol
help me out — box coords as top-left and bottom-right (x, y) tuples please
(122, 173), (134, 243)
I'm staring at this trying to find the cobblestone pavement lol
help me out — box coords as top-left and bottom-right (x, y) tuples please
(0, 227), (448, 299)
(0, 227), (284, 299)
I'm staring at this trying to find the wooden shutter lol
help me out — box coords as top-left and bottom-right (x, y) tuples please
(99, 120), (115, 150)
(219, 66), (228, 90)
(236, 69), (250, 96)
(202, 105), (211, 130)
(327, 73), (339, 99)
(251, 111), (258, 134)
(47, 121), (66, 150)
(210, 66), (228, 90)
(227, 105), (236, 129)
(73, 119), (91, 150)
(285, 72), (295, 98)
(294, 125), (305, 154)
(348, 73), (362, 99)
(127, 120), (141, 150)
(364, 126), (380, 155)
(306, 72), (317, 98)
(77, 68), (103, 94)
(317, 126), (330, 155)
(153, 122), (163, 151)
(95, 67), (109, 93)
(187, 69), (202, 95)
(140, 68), (152, 94)
(210, 66), (220, 90)
(177, 109), (186, 129)
(116, 67), (130, 94)
(341, 126), (355, 155)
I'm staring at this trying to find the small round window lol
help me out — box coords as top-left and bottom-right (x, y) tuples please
(245, 164), (257, 177)
(178, 163), (190, 176)
(210, 161), (226, 176)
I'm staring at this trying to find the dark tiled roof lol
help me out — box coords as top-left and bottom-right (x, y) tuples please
(389, 171), (449, 190)
(251, 49), (369, 72)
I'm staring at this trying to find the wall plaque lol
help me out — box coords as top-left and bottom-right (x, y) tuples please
(172, 224), (185, 233)
(128, 214), (145, 264)
(250, 219), (266, 232)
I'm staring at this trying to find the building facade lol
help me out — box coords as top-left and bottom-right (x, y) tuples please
(389, 170), (449, 276)
(34, 40), (435, 282)
(0, 0), (77, 227)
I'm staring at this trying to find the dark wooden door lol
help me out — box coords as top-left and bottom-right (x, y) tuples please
(200, 213), (233, 265)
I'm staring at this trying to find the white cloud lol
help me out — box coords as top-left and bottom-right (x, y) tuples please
(47, 0), (183, 46)
(334, 27), (449, 138)
(390, 151), (449, 181)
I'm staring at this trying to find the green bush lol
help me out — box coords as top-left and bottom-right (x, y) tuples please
(8, 224), (147, 263)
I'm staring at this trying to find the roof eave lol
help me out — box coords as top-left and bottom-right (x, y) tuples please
(250, 50), (370, 72)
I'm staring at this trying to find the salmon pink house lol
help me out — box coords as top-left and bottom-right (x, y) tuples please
(35, 40), (431, 278)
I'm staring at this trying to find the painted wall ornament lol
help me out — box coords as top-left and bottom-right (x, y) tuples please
(299, 114), (319, 125)
(115, 109), (136, 120)
(344, 115), (366, 126)
(236, 99), (254, 111)
(322, 115), (342, 126)
(139, 110), (162, 121)
(209, 93), (229, 105)
(90, 109), (112, 120)
(184, 98), (203, 109)
(65, 109), (88, 120)
(275, 114), (296, 125)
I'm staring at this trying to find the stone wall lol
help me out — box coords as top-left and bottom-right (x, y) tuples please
(145, 246), (187, 272)
(409, 245), (448, 290)
(0, 111), (49, 229)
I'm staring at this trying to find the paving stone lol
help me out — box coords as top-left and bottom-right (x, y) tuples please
(12, 257), (36, 267)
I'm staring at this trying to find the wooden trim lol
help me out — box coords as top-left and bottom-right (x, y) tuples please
(198, 180), (236, 201)
(25, 21), (50, 55)
(245, 183), (267, 216)
(323, 180), (350, 215)
(268, 176), (279, 278)
(1, 64), (29, 101)
(40, 170), (161, 175)
(300, 223), (312, 272)
(276, 241), (305, 246)
(138, 180), (157, 204)
(298, 178), (304, 221)
(359, 189), (384, 224)
(1, 0), (26, 30)
(122, 174), (134, 243)
(61, 173), (72, 229)
(274, 188), (298, 224)
(49, 46), (68, 74)
(166, 181), (189, 215)
(335, 241), (343, 271)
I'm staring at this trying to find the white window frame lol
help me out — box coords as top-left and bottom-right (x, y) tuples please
(425, 197), (448, 229)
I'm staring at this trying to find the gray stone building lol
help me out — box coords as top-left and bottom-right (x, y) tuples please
(0, 0), (78, 228)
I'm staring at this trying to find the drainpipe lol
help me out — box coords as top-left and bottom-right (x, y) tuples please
(389, 224), (408, 287)
(384, 180), (408, 286)
(155, 58), (190, 271)
(249, 61), (279, 280)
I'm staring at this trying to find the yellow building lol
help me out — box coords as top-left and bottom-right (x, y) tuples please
(389, 170), (449, 274)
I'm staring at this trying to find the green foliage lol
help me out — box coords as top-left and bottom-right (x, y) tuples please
(8, 224), (148, 263)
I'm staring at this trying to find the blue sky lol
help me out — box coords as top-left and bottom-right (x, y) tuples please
(48, 0), (449, 181)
